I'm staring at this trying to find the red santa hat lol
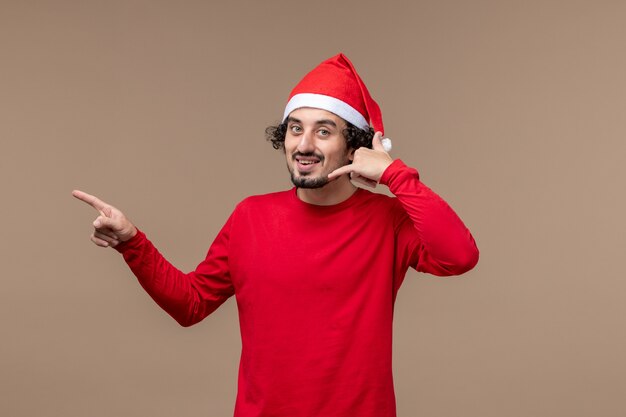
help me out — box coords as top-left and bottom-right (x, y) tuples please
(282, 53), (384, 135)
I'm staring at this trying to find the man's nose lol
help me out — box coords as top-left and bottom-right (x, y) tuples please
(296, 130), (315, 153)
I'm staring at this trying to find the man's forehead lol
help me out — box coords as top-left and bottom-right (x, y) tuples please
(286, 108), (346, 126)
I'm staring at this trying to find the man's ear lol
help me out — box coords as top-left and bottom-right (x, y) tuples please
(348, 148), (356, 162)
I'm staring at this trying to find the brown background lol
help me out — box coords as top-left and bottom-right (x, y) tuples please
(1, 1), (625, 416)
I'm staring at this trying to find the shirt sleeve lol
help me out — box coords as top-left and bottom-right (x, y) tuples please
(114, 215), (236, 327)
(380, 159), (479, 277)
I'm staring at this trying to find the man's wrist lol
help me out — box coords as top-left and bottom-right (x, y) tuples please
(379, 159), (408, 185)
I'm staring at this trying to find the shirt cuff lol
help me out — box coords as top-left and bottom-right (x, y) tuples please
(379, 159), (420, 186)
(114, 228), (146, 254)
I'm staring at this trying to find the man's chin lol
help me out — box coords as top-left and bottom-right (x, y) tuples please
(290, 173), (330, 189)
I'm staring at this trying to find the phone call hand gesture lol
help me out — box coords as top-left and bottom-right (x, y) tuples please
(327, 132), (393, 188)
(72, 190), (137, 248)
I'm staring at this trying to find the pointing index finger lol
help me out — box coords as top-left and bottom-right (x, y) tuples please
(72, 189), (109, 213)
(327, 164), (354, 180)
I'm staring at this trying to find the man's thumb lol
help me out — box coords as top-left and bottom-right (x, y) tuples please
(93, 216), (117, 230)
(372, 132), (384, 150)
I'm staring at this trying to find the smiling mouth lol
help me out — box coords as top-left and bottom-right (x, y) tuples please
(293, 153), (323, 170)
(296, 158), (320, 165)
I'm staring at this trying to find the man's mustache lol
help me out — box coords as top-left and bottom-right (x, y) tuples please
(292, 151), (324, 162)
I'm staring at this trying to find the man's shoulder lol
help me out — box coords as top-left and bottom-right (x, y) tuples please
(354, 188), (408, 227)
(356, 188), (400, 209)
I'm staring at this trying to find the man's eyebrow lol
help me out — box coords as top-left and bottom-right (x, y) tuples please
(315, 119), (337, 127)
(285, 116), (337, 128)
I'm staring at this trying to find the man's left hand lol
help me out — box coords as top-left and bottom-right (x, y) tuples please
(328, 132), (393, 187)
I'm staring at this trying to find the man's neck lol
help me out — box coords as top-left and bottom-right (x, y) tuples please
(297, 177), (357, 206)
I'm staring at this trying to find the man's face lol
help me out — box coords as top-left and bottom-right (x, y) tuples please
(284, 108), (352, 189)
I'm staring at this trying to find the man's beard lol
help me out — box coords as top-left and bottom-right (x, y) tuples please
(290, 171), (330, 189)
(288, 151), (350, 189)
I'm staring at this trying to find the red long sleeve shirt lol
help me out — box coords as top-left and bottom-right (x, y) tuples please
(115, 159), (479, 417)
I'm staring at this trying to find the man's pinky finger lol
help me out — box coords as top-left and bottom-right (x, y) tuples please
(352, 174), (377, 188)
(94, 231), (120, 246)
(91, 233), (111, 248)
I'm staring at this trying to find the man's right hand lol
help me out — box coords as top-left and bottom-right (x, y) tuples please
(72, 190), (137, 248)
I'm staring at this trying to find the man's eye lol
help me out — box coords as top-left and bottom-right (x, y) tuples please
(290, 126), (302, 133)
(319, 129), (330, 136)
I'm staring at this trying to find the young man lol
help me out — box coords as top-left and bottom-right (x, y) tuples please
(74, 53), (478, 417)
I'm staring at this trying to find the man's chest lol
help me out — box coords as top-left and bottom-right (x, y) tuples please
(227, 210), (394, 300)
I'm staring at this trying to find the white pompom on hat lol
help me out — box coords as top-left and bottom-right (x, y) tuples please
(283, 53), (385, 136)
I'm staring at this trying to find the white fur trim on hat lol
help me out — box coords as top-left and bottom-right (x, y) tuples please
(282, 93), (369, 131)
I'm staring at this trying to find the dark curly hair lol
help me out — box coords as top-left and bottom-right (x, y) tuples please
(265, 120), (375, 151)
